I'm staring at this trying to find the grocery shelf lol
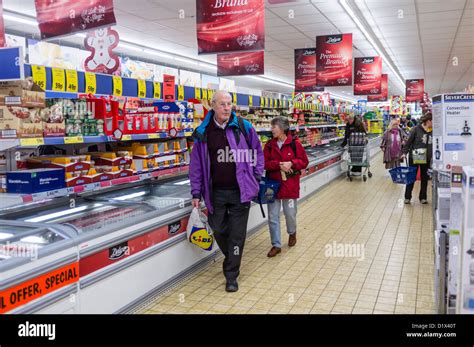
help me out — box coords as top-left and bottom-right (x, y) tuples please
(255, 124), (345, 132)
(0, 129), (194, 150)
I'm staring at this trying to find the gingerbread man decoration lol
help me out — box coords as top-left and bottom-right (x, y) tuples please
(84, 27), (120, 74)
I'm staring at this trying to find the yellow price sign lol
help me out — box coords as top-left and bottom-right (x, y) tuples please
(137, 79), (147, 98)
(208, 89), (213, 101)
(195, 87), (201, 99)
(148, 133), (160, 139)
(65, 69), (78, 92)
(31, 65), (46, 90)
(233, 92), (237, 104)
(85, 72), (96, 94)
(51, 68), (65, 92)
(153, 82), (161, 99)
(279, 99), (282, 108)
(248, 95), (253, 107)
(121, 135), (132, 141)
(112, 75), (122, 96)
(202, 88), (208, 100)
(64, 136), (84, 144)
(20, 138), (45, 147)
(177, 85), (185, 100)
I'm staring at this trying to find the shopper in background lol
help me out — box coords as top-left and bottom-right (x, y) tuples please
(264, 116), (309, 257)
(341, 114), (367, 175)
(381, 117), (405, 169)
(189, 90), (264, 292)
(402, 112), (433, 204)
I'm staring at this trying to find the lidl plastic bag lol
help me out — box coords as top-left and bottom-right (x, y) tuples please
(186, 207), (214, 251)
(412, 148), (427, 164)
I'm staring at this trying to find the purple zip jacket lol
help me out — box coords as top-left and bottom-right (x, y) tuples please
(189, 110), (264, 214)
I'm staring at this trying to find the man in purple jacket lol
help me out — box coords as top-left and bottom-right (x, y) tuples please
(189, 90), (264, 292)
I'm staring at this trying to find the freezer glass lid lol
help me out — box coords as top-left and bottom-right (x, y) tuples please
(0, 224), (66, 260)
(21, 201), (156, 234)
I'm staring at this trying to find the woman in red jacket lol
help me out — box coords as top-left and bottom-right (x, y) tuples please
(264, 116), (309, 257)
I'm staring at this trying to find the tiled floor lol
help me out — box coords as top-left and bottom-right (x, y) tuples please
(137, 153), (436, 314)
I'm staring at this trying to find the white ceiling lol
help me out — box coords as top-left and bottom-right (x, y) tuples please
(3, 0), (474, 98)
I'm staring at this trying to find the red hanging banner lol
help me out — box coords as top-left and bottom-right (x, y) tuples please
(196, 0), (265, 55)
(354, 56), (382, 95)
(316, 33), (353, 87)
(34, 0), (117, 40)
(217, 50), (264, 76)
(405, 79), (424, 102)
(367, 74), (388, 102)
(0, 0), (5, 48)
(294, 48), (323, 92)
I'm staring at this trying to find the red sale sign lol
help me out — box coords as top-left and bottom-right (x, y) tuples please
(367, 74), (388, 102)
(0, 0), (5, 47)
(196, 0), (265, 54)
(405, 79), (424, 102)
(354, 56), (382, 95)
(34, 0), (117, 40)
(294, 48), (323, 92)
(316, 33), (353, 87)
(217, 50), (264, 76)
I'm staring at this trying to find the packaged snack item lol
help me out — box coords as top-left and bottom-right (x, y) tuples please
(0, 106), (44, 138)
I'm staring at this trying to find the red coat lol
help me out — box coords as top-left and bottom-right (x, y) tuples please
(264, 134), (309, 199)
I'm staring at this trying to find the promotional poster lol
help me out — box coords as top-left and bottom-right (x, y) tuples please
(405, 79), (424, 102)
(367, 74), (388, 102)
(294, 48), (323, 92)
(217, 50), (264, 76)
(390, 95), (403, 115)
(353, 56), (382, 95)
(35, 0), (117, 40)
(316, 33), (353, 87)
(196, 0), (265, 54)
(84, 27), (120, 74)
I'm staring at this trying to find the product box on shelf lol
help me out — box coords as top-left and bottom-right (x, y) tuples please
(88, 152), (133, 168)
(0, 80), (46, 108)
(6, 168), (65, 194)
(0, 106), (44, 138)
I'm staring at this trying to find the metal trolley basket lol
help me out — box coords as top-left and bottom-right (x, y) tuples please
(346, 132), (372, 182)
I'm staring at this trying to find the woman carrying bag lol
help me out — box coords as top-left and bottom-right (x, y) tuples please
(381, 117), (406, 169)
(264, 117), (309, 257)
(402, 112), (433, 204)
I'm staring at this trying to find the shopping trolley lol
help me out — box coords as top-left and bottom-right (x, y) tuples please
(346, 132), (372, 182)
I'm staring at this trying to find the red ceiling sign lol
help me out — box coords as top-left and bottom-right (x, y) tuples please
(35, 0), (117, 40)
(217, 50), (264, 76)
(367, 74), (388, 102)
(294, 48), (324, 93)
(196, 0), (265, 54)
(354, 56), (382, 95)
(316, 33), (353, 87)
(405, 79), (424, 102)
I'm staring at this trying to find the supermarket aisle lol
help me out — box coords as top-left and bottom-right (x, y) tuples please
(137, 153), (435, 314)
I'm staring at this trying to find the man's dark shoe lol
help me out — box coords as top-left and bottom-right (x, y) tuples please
(288, 233), (297, 247)
(267, 246), (281, 257)
(225, 279), (238, 292)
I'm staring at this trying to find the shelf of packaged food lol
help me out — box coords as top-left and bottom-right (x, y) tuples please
(0, 129), (195, 150)
(0, 164), (190, 211)
(255, 124), (345, 132)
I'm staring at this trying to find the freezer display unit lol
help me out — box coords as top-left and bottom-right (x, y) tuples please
(0, 221), (79, 314)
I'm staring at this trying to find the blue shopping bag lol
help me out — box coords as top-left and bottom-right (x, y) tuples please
(253, 177), (281, 218)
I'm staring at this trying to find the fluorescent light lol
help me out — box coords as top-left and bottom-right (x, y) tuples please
(75, 33), (87, 38)
(144, 49), (174, 60)
(24, 204), (102, 223)
(113, 191), (147, 201)
(249, 76), (294, 88)
(0, 232), (13, 240)
(118, 42), (144, 53)
(174, 57), (199, 66)
(3, 14), (37, 26)
(339, 0), (406, 90)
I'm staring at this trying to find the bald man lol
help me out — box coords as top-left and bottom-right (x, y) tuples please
(189, 90), (264, 292)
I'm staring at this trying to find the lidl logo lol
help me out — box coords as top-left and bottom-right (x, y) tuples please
(189, 226), (213, 251)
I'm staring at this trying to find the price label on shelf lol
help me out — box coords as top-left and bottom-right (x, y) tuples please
(202, 88), (208, 100)
(248, 95), (253, 107)
(148, 133), (160, 139)
(153, 82), (161, 99)
(232, 92), (237, 104)
(85, 72), (96, 94)
(184, 131), (193, 137)
(64, 136), (84, 144)
(31, 65), (46, 90)
(51, 68), (65, 91)
(279, 99), (282, 108)
(112, 76), (122, 96)
(20, 138), (45, 146)
(65, 69), (78, 92)
(195, 87), (201, 99)
(137, 79), (147, 98)
(121, 134), (132, 141)
(178, 85), (184, 100)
